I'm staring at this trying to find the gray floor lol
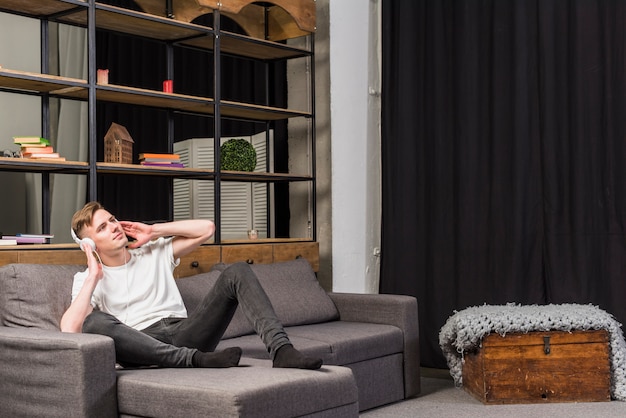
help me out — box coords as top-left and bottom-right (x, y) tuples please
(361, 369), (626, 417)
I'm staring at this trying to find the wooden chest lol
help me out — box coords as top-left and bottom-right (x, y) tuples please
(462, 330), (611, 404)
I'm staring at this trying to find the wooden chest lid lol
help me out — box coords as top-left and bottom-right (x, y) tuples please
(479, 329), (609, 348)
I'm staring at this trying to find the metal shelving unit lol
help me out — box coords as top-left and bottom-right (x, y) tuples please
(0, 0), (316, 242)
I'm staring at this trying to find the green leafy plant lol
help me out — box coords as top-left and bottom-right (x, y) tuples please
(220, 138), (257, 172)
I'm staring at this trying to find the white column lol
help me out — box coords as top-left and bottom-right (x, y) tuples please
(330, 1), (381, 293)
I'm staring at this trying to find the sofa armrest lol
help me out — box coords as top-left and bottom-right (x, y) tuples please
(0, 327), (118, 418)
(328, 292), (420, 398)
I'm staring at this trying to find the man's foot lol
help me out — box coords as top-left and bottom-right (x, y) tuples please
(192, 347), (242, 368)
(273, 344), (322, 370)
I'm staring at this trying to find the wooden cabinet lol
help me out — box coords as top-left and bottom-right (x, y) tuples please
(0, 0), (316, 243)
(0, 241), (319, 276)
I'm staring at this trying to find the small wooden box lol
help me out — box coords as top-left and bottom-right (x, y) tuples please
(462, 330), (611, 404)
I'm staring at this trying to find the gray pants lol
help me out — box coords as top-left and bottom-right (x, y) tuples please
(82, 262), (290, 367)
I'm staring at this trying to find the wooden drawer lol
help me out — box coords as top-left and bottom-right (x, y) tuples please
(273, 242), (319, 272)
(17, 249), (86, 265)
(463, 330), (611, 404)
(221, 244), (273, 266)
(0, 251), (19, 266)
(0, 246), (85, 267)
(174, 245), (221, 278)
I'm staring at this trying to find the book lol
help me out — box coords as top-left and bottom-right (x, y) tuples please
(139, 153), (180, 161)
(23, 152), (61, 159)
(0, 239), (18, 246)
(15, 233), (55, 239)
(20, 142), (50, 148)
(13, 136), (50, 145)
(140, 157), (181, 163)
(1, 235), (47, 244)
(21, 146), (54, 154)
(140, 162), (185, 168)
(26, 156), (66, 161)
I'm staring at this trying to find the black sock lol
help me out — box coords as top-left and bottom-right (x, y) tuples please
(273, 344), (322, 370)
(192, 347), (242, 368)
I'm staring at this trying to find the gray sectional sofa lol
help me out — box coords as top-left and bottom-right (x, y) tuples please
(0, 258), (420, 417)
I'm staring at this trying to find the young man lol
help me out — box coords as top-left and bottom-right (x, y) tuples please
(61, 201), (322, 370)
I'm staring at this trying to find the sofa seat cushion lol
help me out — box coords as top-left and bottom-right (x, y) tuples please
(217, 321), (404, 365)
(0, 264), (85, 329)
(176, 259), (339, 339)
(116, 358), (358, 418)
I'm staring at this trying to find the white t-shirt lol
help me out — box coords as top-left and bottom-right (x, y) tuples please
(71, 237), (188, 331)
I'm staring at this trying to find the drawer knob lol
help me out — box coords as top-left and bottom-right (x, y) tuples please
(191, 261), (199, 268)
(246, 259), (254, 264)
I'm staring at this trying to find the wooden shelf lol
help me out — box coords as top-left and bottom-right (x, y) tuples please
(0, 70), (310, 121)
(60, 3), (311, 60)
(97, 162), (215, 179)
(96, 163), (311, 182)
(91, 84), (311, 120)
(218, 99), (310, 121)
(0, 157), (88, 174)
(0, 68), (87, 95)
(0, 0), (85, 18)
(95, 84), (215, 114)
(221, 237), (314, 244)
(181, 31), (312, 61)
(63, 3), (213, 43)
(220, 170), (311, 182)
(1, 1), (311, 60)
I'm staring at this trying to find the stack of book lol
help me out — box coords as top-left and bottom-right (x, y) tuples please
(13, 136), (65, 161)
(1, 233), (53, 245)
(139, 153), (183, 168)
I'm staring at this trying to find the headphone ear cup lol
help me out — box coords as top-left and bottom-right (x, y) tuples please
(71, 228), (96, 252)
(82, 238), (96, 252)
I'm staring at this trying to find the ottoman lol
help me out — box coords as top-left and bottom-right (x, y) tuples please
(116, 358), (359, 417)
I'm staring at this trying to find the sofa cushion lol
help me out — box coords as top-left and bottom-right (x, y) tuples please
(0, 264), (85, 330)
(116, 358), (358, 418)
(176, 259), (339, 339)
(218, 321), (405, 365)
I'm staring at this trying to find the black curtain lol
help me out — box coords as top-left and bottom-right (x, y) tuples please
(380, 0), (626, 368)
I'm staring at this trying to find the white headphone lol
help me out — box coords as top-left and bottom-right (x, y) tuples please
(70, 228), (96, 252)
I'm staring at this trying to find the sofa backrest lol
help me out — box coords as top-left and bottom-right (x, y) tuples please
(0, 263), (85, 330)
(176, 259), (339, 339)
(0, 259), (338, 338)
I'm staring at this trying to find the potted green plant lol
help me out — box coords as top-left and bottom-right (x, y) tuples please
(220, 138), (257, 172)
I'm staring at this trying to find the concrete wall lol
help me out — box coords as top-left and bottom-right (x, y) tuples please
(0, 12), (41, 235)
